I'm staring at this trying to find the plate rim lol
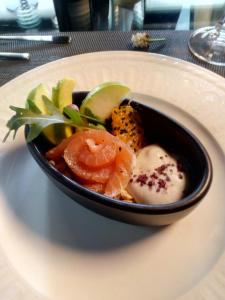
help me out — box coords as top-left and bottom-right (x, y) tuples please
(0, 50), (224, 300)
(2, 51), (225, 91)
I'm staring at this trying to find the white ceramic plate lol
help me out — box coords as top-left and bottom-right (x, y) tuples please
(0, 51), (224, 300)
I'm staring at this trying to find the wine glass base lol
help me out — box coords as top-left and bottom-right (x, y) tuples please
(189, 26), (225, 66)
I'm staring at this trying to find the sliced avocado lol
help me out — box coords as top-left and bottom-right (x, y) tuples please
(52, 86), (58, 107)
(50, 78), (76, 144)
(80, 82), (130, 122)
(26, 84), (57, 145)
(43, 124), (73, 146)
(52, 78), (76, 112)
(26, 83), (49, 113)
(26, 80), (75, 145)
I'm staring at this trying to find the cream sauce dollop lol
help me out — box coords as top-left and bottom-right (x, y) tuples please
(127, 145), (186, 205)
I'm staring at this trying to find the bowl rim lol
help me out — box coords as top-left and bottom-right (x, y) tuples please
(26, 97), (213, 215)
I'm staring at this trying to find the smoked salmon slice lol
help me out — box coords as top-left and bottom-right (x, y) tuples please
(83, 182), (105, 193)
(63, 129), (135, 197)
(46, 134), (75, 161)
(104, 141), (134, 197)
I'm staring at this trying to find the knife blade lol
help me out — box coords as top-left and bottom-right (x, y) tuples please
(0, 35), (71, 44)
(0, 52), (30, 60)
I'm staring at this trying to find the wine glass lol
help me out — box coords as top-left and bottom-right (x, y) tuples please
(188, 15), (225, 66)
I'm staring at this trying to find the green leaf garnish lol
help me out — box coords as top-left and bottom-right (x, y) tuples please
(3, 95), (105, 143)
(63, 106), (84, 126)
(83, 107), (96, 118)
(80, 107), (105, 125)
(88, 123), (106, 130)
(26, 124), (43, 142)
(26, 99), (41, 113)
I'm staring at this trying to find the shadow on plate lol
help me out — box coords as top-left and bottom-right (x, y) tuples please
(0, 144), (166, 252)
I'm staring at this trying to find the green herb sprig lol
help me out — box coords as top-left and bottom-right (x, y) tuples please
(3, 96), (105, 143)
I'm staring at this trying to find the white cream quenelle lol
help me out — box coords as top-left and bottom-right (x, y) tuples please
(127, 145), (187, 205)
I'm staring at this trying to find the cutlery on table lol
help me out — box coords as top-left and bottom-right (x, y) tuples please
(0, 35), (71, 44)
(0, 52), (30, 60)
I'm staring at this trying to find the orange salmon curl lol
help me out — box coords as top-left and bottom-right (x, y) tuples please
(57, 129), (136, 197)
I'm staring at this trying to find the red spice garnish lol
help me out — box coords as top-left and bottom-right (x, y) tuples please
(155, 164), (166, 174)
(148, 181), (153, 188)
(166, 176), (171, 182)
(150, 172), (158, 180)
(155, 164), (170, 175)
(136, 174), (148, 185)
(130, 153), (185, 194)
(158, 178), (166, 189)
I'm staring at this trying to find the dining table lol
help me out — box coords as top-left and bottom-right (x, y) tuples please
(0, 29), (225, 300)
(1, 29), (225, 86)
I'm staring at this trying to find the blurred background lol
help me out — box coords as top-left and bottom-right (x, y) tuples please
(0, 0), (224, 32)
